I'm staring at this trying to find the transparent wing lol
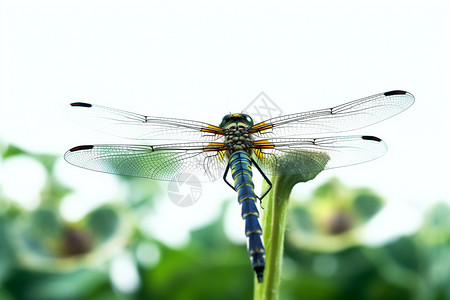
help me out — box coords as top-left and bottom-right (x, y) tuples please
(252, 136), (387, 175)
(64, 142), (228, 182)
(250, 90), (414, 137)
(66, 102), (225, 141)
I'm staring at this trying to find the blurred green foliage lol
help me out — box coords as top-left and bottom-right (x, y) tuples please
(287, 178), (384, 252)
(1, 144), (450, 300)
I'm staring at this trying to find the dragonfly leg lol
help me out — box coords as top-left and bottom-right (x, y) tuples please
(222, 163), (236, 191)
(251, 158), (272, 202)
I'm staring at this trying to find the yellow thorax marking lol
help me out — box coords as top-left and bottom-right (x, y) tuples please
(201, 124), (224, 134)
(250, 121), (273, 133)
(203, 142), (226, 161)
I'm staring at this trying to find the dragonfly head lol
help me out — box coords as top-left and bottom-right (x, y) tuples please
(219, 113), (254, 128)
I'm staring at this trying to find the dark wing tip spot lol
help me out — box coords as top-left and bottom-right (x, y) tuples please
(362, 136), (382, 142)
(70, 102), (92, 107)
(69, 145), (94, 152)
(384, 90), (407, 96)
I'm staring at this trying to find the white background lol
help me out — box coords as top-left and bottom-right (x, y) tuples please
(1, 0), (449, 246)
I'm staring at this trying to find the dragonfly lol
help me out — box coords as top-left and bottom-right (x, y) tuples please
(64, 90), (414, 283)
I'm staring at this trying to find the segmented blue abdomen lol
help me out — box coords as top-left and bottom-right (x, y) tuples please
(229, 150), (265, 283)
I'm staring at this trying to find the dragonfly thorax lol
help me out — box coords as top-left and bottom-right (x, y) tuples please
(220, 113), (255, 155)
(224, 126), (254, 155)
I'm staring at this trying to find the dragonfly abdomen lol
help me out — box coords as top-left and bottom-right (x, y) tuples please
(229, 150), (265, 283)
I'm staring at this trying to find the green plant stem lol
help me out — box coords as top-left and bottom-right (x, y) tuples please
(253, 175), (303, 300)
(254, 171), (326, 300)
(254, 176), (289, 300)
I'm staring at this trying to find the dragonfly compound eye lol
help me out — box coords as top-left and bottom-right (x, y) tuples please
(243, 114), (254, 126)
